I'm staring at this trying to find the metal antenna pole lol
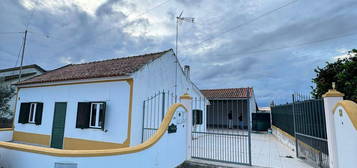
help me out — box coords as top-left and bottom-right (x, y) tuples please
(174, 11), (194, 99)
(18, 30), (28, 82)
(174, 11), (183, 99)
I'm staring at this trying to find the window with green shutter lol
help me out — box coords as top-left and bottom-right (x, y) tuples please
(193, 109), (203, 125)
(18, 102), (44, 125)
(76, 102), (106, 130)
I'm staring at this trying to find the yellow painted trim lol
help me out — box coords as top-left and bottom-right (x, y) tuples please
(13, 78), (134, 147)
(0, 128), (13, 131)
(0, 103), (187, 157)
(13, 131), (50, 146)
(322, 89), (345, 98)
(124, 79), (134, 146)
(272, 125), (320, 153)
(333, 100), (357, 130)
(271, 125), (295, 141)
(63, 137), (128, 150)
(180, 93), (192, 100)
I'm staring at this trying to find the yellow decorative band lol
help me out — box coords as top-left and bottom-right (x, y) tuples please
(0, 103), (187, 157)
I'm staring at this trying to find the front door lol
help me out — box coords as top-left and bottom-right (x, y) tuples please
(51, 102), (67, 149)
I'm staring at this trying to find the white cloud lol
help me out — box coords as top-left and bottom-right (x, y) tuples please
(59, 56), (86, 64)
(20, 0), (108, 16)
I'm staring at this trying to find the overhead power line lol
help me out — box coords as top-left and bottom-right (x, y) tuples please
(134, 0), (172, 18)
(194, 0), (299, 47)
(206, 30), (357, 57)
(0, 32), (23, 35)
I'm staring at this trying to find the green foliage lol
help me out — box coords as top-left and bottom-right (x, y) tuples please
(311, 49), (357, 101)
(0, 86), (15, 118)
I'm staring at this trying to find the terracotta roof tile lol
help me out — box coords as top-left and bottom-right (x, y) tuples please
(200, 88), (253, 99)
(18, 49), (172, 85)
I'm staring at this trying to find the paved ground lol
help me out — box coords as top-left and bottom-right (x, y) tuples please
(191, 130), (312, 168)
(251, 132), (312, 168)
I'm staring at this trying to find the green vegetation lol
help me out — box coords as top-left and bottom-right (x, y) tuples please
(311, 49), (357, 102)
(0, 86), (15, 118)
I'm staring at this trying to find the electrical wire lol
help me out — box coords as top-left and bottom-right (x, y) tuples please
(204, 30), (357, 57)
(14, 38), (24, 67)
(194, 0), (299, 47)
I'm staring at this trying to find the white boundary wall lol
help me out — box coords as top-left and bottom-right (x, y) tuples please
(333, 104), (357, 168)
(0, 131), (12, 142)
(0, 106), (188, 168)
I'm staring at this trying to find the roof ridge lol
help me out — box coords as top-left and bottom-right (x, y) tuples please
(72, 49), (172, 66)
(201, 87), (251, 91)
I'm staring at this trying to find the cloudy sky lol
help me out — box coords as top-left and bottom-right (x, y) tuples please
(0, 0), (356, 106)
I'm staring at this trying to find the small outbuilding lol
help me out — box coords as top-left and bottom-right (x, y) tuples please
(201, 88), (257, 129)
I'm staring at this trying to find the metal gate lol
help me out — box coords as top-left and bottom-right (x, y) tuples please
(191, 97), (252, 165)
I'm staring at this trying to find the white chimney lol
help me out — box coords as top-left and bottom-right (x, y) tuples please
(184, 65), (190, 80)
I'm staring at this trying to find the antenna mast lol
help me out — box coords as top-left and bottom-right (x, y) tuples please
(174, 11), (194, 98)
(18, 30), (28, 82)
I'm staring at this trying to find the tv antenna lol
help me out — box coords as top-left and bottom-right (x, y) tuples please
(174, 11), (194, 98)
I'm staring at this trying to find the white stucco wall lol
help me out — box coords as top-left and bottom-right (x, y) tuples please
(130, 51), (207, 145)
(14, 81), (130, 144)
(334, 106), (357, 168)
(0, 131), (12, 142)
(0, 106), (188, 168)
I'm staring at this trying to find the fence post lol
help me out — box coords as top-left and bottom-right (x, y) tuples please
(322, 84), (344, 168)
(292, 94), (298, 157)
(180, 93), (192, 161)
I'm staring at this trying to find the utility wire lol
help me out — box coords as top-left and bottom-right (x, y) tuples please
(0, 32), (23, 35)
(133, 0), (172, 18)
(14, 38), (24, 67)
(206, 30), (357, 57)
(194, 0), (299, 47)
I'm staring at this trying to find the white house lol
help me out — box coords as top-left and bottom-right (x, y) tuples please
(11, 49), (207, 150)
(0, 64), (46, 118)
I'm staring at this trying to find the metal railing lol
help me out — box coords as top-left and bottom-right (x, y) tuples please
(271, 93), (329, 168)
(141, 91), (177, 142)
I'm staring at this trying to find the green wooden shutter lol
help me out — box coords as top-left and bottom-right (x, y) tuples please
(35, 103), (44, 125)
(197, 109), (203, 125)
(76, 102), (90, 128)
(18, 103), (30, 124)
(99, 102), (106, 130)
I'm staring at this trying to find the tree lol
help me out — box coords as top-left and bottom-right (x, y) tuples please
(0, 86), (15, 118)
(311, 49), (357, 102)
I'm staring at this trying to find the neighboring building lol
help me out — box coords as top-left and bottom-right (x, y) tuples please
(0, 64), (46, 118)
(200, 88), (257, 129)
(258, 107), (271, 113)
(12, 49), (207, 149)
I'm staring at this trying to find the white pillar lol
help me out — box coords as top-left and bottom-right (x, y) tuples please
(323, 88), (344, 168)
(180, 93), (192, 160)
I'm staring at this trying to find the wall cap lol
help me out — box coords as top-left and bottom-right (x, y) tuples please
(322, 89), (345, 98)
(0, 128), (13, 132)
(180, 93), (192, 100)
(0, 103), (187, 157)
(333, 100), (357, 130)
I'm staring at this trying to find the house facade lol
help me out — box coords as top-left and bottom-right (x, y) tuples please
(0, 64), (46, 118)
(200, 88), (257, 129)
(12, 49), (207, 150)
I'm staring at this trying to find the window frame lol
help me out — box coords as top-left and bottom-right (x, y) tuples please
(89, 102), (105, 129)
(28, 103), (38, 124)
